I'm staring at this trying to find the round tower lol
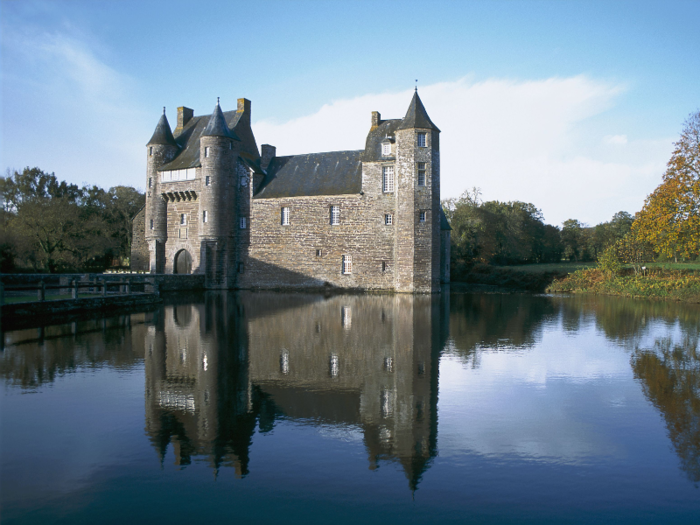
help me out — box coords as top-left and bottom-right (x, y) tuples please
(199, 99), (241, 287)
(146, 108), (179, 273)
(394, 90), (441, 293)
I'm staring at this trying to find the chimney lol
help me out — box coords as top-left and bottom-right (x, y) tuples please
(237, 98), (251, 114)
(261, 144), (276, 170)
(176, 106), (194, 133)
(371, 111), (381, 129)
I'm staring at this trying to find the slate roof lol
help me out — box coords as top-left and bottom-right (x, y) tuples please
(440, 209), (452, 231)
(397, 91), (440, 132)
(158, 107), (259, 172)
(254, 150), (362, 199)
(202, 103), (238, 140)
(147, 112), (178, 147)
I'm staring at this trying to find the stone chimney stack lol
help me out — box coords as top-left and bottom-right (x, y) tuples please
(371, 111), (382, 129)
(176, 107), (194, 133)
(260, 144), (276, 170)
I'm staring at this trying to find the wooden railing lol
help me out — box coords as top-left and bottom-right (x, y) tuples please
(0, 279), (159, 306)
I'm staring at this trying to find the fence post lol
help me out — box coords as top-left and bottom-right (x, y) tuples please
(126, 279), (131, 294)
(101, 280), (107, 296)
(0, 282), (4, 306)
(72, 280), (79, 299)
(38, 281), (46, 302)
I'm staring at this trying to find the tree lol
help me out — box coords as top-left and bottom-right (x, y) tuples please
(633, 110), (700, 261)
(0, 167), (144, 272)
(561, 219), (586, 261)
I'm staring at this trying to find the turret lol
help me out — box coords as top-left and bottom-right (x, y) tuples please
(146, 108), (178, 273)
(394, 90), (441, 292)
(199, 98), (241, 240)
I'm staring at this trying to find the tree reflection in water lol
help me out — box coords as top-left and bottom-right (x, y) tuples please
(632, 334), (700, 483)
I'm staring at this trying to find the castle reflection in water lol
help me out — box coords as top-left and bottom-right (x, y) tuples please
(145, 292), (449, 489)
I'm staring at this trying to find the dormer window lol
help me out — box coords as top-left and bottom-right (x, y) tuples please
(205, 146), (210, 158)
(382, 142), (391, 156)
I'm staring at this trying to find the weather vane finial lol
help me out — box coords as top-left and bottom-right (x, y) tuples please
(415, 79), (418, 92)
(217, 96), (220, 106)
(163, 106), (166, 115)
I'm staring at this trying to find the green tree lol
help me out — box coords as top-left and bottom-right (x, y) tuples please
(561, 219), (586, 261)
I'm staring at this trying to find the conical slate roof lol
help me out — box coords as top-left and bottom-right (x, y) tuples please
(397, 90), (440, 132)
(202, 100), (240, 140)
(147, 109), (178, 146)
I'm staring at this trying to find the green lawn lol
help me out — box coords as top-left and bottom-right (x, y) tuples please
(498, 261), (700, 274)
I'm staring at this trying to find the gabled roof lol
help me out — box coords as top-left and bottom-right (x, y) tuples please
(158, 107), (259, 172)
(397, 90), (440, 132)
(254, 150), (362, 199)
(147, 111), (178, 147)
(440, 209), (452, 231)
(202, 102), (239, 140)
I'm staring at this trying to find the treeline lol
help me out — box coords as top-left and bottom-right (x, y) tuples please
(442, 188), (635, 268)
(0, 167), (145, 273)
(445, 108), (700, 273)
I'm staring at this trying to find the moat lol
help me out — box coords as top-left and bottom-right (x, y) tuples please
(2, 291), (699, 524)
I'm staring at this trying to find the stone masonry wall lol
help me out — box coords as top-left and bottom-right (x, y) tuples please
(239, 161), (399, 290)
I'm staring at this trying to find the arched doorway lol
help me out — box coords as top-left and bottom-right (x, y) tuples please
(174, 249), (192, 275)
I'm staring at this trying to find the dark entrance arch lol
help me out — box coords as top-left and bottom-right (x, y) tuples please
(174, 249), (192, 275)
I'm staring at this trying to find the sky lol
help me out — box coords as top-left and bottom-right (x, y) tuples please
(1, 0), (699, 226)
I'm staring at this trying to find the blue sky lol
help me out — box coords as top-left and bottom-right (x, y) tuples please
(2, 0), (699, 225)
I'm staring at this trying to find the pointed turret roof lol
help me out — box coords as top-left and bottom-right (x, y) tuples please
(147, 108), (178, 146)
(202, 99), (240, 140)
(397, 90), (440, 132)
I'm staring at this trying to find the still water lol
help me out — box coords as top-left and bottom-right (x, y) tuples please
(1, 291), (699, 524)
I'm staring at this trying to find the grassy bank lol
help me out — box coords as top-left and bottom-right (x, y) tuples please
(546, 268), (700, 303)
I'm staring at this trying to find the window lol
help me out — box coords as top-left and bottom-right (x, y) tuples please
(417, 132), (426, 147)
(240, 175), (247, 187)
(150, 219), (154, 230)
(382, 166), (394, 193)
(205, 175), (211, 186)
(417, 162), (426, 186)
(240, 217), (247, 229)
(330, 354), (340, 377)
(382, 142), (391, 156)
(342, 254), (352, 274)
(280, 350), (289, 374)
(229, 142), (233, 150)
(419, 211), (426, 223)
(203, 211), (208, 223)
(330, 205), (340, 225)
(316, 249), (322, 257)
(180, 213), (186, 225)
(148, 177), (152, 188)
(281, 206), (290, 225)
(149, 147), (153, 156)
(204, 146), (210, 158)
(385, 213), (393, 225)
(382, 261), (387, 272)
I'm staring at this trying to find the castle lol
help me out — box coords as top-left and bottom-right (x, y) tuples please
(131, 91), (451, 292)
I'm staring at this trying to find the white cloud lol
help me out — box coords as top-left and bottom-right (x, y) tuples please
(1, 24), (148, 189)
(253, 77), (672, 225)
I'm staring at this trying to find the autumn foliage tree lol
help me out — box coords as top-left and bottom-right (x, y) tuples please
(633, 111), (700, 261)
